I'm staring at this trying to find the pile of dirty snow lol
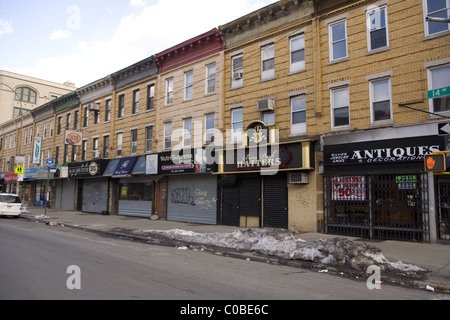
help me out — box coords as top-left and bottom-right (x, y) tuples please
(140, 228), (426, 272)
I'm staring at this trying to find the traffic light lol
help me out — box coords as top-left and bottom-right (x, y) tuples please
(424, 154), (446, 172)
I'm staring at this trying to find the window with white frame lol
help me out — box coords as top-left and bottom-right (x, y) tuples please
(231, 108), (243, 144)
(366, 5), (389, 51)
(145, 126), (153, 153)
(116, 133), (123, 157)
(331, 87), (350, 128)
(132, 89), (140, 114)
(131, 129), (138, 154)
(50, 119), (54, 138)
(370, 78), (392, 123)
(261, 43), (275, 80)
(262, 111), (275, 125)
(428, 64), (450, 113)
(290, 34), (305, 73)
(166, 78), (174, 105)
(423, 0), (450, 36)
(43, 122), (47, 139)
(231, 54), (243, 88)
(291, 95), (306, 135)
(206, 64), (216, 94)
(329, 20), (347, 61)
(164, 122), (172, 149)
(184, 71), (193, 100)
(147, 85), (155, 111)
(205, 113), (215, 144)
(183, 118), (192, 148)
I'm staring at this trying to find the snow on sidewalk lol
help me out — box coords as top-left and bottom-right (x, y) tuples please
(139, 228), (426, 273)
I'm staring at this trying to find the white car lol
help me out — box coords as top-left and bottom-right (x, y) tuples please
(0, 193), (23, 218)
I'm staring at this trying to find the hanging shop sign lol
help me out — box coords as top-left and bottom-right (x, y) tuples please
(33, 136), (42, 165)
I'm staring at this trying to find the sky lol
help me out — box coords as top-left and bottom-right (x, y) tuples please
(0, 0), (278, 87)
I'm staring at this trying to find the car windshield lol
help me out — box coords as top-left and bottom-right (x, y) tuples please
(0, 195), (21, 204)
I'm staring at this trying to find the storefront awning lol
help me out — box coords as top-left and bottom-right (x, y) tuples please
(103, 160), (120, 177)
(113, 157), (138, 178)
(131, 157), (146, 175)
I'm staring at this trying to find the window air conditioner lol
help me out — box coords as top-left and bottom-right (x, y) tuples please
(87, 103), (100, 111)
(233, 71), (243, 80)
(92, 150), (101, 159)
(258, 99), (275, 112)
(289, 172), (309, 184)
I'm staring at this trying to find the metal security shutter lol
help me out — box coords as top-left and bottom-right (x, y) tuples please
(82, 178), (109, 213)
(167, 175), (217, 225)
(221, 185), (239, 226)
(239, 177), (261, 218)
(56, 179), (76, 210)
(263, 174), (288, 229)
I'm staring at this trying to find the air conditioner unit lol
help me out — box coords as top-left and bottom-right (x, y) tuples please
(233, 71), (243, 80)
(87, 103), (100, 111)
(258, 99), (275, 112)
(92, 150), (101, 159)
(289, 172), (309, 184)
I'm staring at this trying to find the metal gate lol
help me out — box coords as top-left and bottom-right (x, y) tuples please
(325, 174), (429, 241)
(436, 176), (450, 241)
(263, 175), (288, 229)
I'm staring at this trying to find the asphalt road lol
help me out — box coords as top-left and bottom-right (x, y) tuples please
(0, 218), (444, 302)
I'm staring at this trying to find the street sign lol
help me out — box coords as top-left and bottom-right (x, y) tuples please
(14, 165), (24, 175)
(428, 86), (450, 99)
(46, 158), (54, 166)
(438, 123), (450, 135)
(424, 154), (446, 172)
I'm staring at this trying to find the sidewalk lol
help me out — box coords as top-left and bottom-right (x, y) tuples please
(21, 207), (450, 293)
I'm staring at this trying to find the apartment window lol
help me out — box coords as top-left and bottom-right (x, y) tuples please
(43, 122), (47, 139)
(83, 107), (88, 127)
(329, 20), (347, 61)
(291, 95), (306, 135)
(205, 114), (215, 144)
(72, 110), (78, 130)
(105, 99), (111, 121)
(15, 87), (37, 104)
(57, 116), (62, 135)
(103, 135), (110, 159)
(71, 145), (77, 162)
(147, 85), (155, 111)
(94, 105), (100, 125)
(131, 129), (138, 155)
(367, 6), (389, 51)
(424, 0), (450, 36)
(116, 133), (123, 157)
(93, 138), (99, 159)
(118, 94), (125, 118)
(262, 111), (275, 125)
(183, 118), (192, 148)
(49, 119), (54, 138)
(164, 122), (172, 149)
(206, 64), (216, 94)
(25, 129), (28, 144)
(132, 89), (140, 114)
(370, 78), (392, 123)
(145, 126), (153, 153)
(290, 34), (305, 73)
(261, 44), (275, 80)
(184, 72), (193, 100)
(428, 65), (450, 113)
(64, 144), (69, 163)
(55, 146), (59, 165)
(231, 108), (243, 144)
(81, 140), (87, 161)
(331, 87), (350, 128)
(166, 78), (174, 105)
(231, 54), (243, 88)
(66, 113), (71, 130)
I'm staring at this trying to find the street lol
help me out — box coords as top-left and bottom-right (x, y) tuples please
(0, 218), (444, 302)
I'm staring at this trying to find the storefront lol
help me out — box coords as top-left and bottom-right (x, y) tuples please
(4, 172), (18, 194)
(323, 132), (445, 242)
(55, 164), (76, 211)
(68, 160), (109, 214)
(217, 139), (314, 229)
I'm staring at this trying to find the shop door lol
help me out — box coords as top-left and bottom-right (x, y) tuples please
(263, 174), (288, 229)
(437, 177), (450, 241)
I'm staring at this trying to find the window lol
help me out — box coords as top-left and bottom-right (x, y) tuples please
(166, 78), (174, 105)
(25, 129), (28, 144)
(71, 145), (77, 162)
(66, 113), (71, 130)
(55, 146), (59, 165)
(331, 87), (350, 128)
(183, 118), (192, 148)
(57, 116), (62, 135)
(206, 64), (216, 94)
(94, 104), (100, 124)
(291, 95), (306, 135)
(370, 78), (392, 123)
(132, 89), (140, 114)
(262, 111), (275, 125)
(367, 6), (389, 51)
(131, 129), (138, 154)
(64, 144), (69, 163)
(424, 0), (450, 36)
(103, 135), (109, 159)
(184, 72), (193, 100)
(105, 99), (111, 121)
(93, 138), (98, 152)
(116, 133), (123, 157)
(83, 107), (88, 127)
(145, 126), (153, 153)
(329, 20), (347, 61)
(164, 122), (172, 149)
(82, 140), (87, 161)
(73, 110), (79, 130)
(290, 35), (305, 73)
(232, 54), (243, 88)
(147, 85), (154, 111)
(261, 44), (275, 80)
(118, 94), (125, 118)
(231, 108), (243, 144)
(428, 65), (450, 113)
(49, 119), (54, 138)
(43, 122), (47, 139)
(205, 114), (215, 144)
(15, 87), (37, 104)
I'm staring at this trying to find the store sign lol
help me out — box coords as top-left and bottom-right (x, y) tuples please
(324, 136), (443, 167)
(331, 176), (366, 201)
(33, 137), (42, 165)
(157, 148), (215, 175)
(68, 160), (108, 178)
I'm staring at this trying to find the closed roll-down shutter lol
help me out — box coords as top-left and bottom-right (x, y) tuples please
(82, 179), (108, 213)
(167, 175), (217, 225)
(263, 175), (288, 229)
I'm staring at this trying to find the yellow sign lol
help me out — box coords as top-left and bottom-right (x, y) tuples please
(14, 165), (24, 174)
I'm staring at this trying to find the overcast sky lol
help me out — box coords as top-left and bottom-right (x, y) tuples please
(0, 0), (277, 87)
